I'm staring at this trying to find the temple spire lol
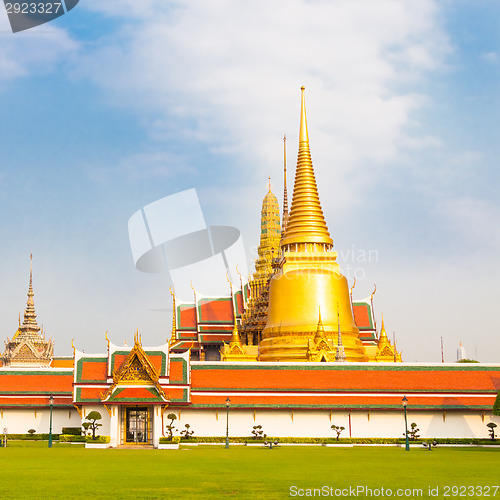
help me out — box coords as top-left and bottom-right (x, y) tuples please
(379, 313), (388, 342)
(22, 253), (40, 332)
(281, 87), (333, 248)
(282, 133), (290, 237)
(314, 307), (325, 341)
(335, 304), (347, 362)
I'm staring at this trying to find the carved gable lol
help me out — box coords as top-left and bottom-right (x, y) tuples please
(118, 356), (153, 384)
(101, 333), (168, 403)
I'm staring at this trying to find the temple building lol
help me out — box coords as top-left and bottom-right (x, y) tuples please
(3, 255), (54, 367)
(172, 87), (399, 363)
(0, 88), (498, 446)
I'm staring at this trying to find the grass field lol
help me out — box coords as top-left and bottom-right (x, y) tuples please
(0, 442), (498, 499)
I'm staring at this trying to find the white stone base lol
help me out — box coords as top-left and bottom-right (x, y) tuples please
(158, 443), (179, 449)
(85, 443), (108, 449)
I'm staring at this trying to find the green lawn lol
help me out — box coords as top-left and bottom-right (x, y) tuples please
(0, 442), (498, 499)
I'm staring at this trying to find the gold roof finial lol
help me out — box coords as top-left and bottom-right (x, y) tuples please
(281, 87), (333, 247)
(349, 277), (357, 297)
(169, 287), (177, 344)
(315, 306), (325, 341)
(379, 313), (388, 341)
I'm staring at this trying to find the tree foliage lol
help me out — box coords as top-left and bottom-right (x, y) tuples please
(180, 423), (194, 440)
(409, 422), (420, 440)
(493, 390), (500, 416)
(165, 413), (177, 440)
(487, 422), (497, 441)
(331, 425), (345, 441)
(84, 411), (102, 440)
(251, 425), (267, 440)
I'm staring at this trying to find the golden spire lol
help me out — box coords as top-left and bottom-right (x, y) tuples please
(281, 87), (333, 247)
(169, 287), (177, 344)
(254, 183), (281, 280)
(314, 307), (325, 341)
(22, 253), (40, 332)
(282, 133), (289, 236)
(379, 313), (388, 342)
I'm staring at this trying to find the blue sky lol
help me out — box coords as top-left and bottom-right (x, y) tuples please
(0, 0), (498, 362)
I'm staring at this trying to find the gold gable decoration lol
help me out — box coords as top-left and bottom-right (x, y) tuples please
(119, 357), (152, 383)
(101, 331), (168, 402)
(306, 313), (335, 362)
(374, 315), (402, 363)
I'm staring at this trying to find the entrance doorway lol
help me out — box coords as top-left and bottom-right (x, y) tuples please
(121, 406), (153, 445)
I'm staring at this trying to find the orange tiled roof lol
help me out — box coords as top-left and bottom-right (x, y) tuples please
(198, 298), (233, 323)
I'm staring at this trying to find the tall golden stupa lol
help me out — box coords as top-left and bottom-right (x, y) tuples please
(180, 87), (400, 363)
(259, 87), (369, 362)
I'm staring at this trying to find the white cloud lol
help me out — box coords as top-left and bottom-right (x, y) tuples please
(76, 0), (449, 199)
(437, 197), (500, 253)
(480, 52), (498, 63)
(0, 8), (79, 87)
(86, 151), (198, 184)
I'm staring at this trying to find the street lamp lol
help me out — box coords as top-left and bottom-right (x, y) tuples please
(225, 397), (230, 449)
(402, 395), (409, 451)
(48, 395), (54, 448)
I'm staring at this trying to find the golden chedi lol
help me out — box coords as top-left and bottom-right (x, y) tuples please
(260, 87), (369, 362)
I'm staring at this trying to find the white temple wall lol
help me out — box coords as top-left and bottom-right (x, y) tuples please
(1, 407), (498, 441)
(0, 408), (80, 434)
(166, 409), (500, 440)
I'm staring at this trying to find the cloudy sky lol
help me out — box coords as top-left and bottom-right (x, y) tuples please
(0, 0), (498, 362)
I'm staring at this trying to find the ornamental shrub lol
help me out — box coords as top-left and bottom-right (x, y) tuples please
(84, 411), (102, 440)
(409, 422), (420, 440)
(62, 427), (82, 436)
(59, 434), (85, 442)
(180, 424), (194, 440)
(487, 422), (497, 441)
(165, 413), (177, 440)
(85, 435), (110, 444)
(251, 425), (267, 440)
(331, 425), (345, 441)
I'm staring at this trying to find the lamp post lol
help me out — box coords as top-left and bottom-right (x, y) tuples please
(402, 395), (409, 451)
(225, 397), (230, 449)
(48, 395), (54, 448)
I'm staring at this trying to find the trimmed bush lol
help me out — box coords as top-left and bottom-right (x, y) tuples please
(160, 436), (187, 444)
(62, 427), (82, 436)
(5, 433), (61, 441)
(190, 436), (500, 445)
(59, 434), (86, 443)
(85, 435), (110, 444)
